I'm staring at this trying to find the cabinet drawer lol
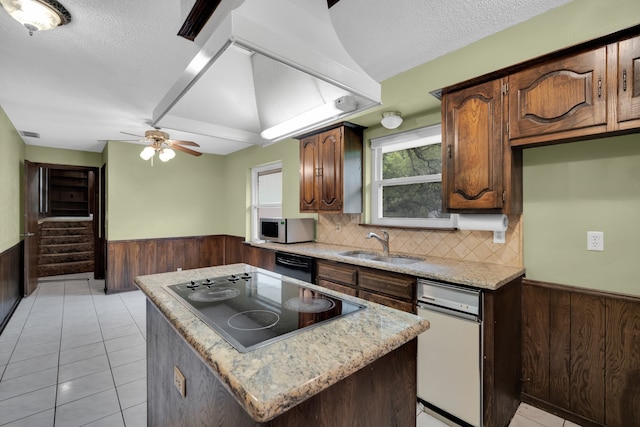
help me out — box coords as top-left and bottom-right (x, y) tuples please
(316, 261), (357, 286)
(359, 269), (415, 301)
(317, 279), (357, 297)
(359, 290), (414, 313)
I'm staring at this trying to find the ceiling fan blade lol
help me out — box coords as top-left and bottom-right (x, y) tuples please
(167, 139), (200, 147)
(120, 131), (145, 138)
(172, 145), (202, 156)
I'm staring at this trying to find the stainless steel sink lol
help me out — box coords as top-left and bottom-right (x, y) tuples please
(339, 251), (423, 264)
(371, 255), (423, 265)
(339, 250), (380, 260)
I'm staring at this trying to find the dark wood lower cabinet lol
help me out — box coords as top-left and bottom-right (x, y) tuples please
(0, 242), (23, 333)
(522, 279), (640, 427)
(147, 300), (418, 427)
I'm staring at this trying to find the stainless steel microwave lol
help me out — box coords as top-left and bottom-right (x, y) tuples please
(259, 218), (315, 243)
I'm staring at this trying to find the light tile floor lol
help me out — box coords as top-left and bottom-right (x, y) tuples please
(1, 273), (580, 427)
(0, 273), (146, 426)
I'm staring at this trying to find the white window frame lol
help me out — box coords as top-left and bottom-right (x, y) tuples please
(251, 162), (283, 241)
(370, 125), (456, 228)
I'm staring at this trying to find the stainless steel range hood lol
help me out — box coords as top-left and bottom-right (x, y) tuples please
(152, 0), (381, 148)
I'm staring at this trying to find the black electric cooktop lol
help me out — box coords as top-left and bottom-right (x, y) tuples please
(165, 271), (365, 353)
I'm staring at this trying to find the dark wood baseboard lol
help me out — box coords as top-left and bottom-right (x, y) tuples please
(522, 278), (640, 427)
(0, 241), (23, 333)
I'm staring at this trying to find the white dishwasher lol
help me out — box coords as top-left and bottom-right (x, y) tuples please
(417, 279), (482, 427)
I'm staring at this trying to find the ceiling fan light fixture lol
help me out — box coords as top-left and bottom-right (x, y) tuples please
(0, 0), (71, 35)
(140, 146), (155, 161)
(380, 111), (403, 129)
(158, 148), (175, 162)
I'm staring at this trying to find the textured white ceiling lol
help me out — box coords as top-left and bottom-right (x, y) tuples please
(0, 0), (572, 155)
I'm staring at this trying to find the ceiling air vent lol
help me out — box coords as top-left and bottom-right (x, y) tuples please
(20, 131), (40, 138)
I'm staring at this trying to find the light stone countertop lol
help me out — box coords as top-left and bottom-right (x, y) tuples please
(135, 264), (429, 423)
(251, 241), (525, 290)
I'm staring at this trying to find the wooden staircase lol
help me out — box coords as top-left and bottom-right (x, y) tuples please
(38, 220), (94, 277)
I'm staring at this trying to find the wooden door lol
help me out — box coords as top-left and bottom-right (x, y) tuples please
(299, 136), (319, 211)
(509, 47), (608, 144)
(317, 127), (343, 211)
(443, 79), (504, 211)
(23, 160), (40, 296)
(618, 35), (640, 127)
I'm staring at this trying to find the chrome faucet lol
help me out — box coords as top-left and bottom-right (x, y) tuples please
(366, 230), (389, 256)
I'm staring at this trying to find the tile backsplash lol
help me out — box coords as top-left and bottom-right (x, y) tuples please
(316, 214), (523, 268)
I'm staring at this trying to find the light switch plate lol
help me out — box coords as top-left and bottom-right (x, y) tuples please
(174, 366), (186, 397)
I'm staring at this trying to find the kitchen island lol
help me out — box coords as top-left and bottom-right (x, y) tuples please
(136, 264), (429, 426)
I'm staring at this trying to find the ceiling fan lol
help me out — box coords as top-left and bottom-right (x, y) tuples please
(121, 130), (202, 163)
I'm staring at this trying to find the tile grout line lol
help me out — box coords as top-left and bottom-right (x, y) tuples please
(88, 275), (127, 426)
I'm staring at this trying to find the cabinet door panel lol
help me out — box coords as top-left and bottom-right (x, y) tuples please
(444, 79), (504, 210)
(359, 269), (414, 301)
(317, 279), (357, 297)
(316, 260), (357, 286)
(358, 290), (413, 313)
(618, 35), (640, 126)
(300, 137), (319, 211)
(509, 47), (607, 141)
(318, 128), (343, 211)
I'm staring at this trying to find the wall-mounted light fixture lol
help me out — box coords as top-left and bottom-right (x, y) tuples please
(380, 111), (403, 129)
(0, 0), (71, 36)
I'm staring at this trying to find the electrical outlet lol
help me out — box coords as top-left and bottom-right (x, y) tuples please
(493, 230), (506, 244)
(177, 267), (182, 272)
(335, 222), (341, 231)
(174, 366), (186, 397)
(587, 231), (604, 251)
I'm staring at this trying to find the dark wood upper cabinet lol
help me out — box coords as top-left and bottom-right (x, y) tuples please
(617, 35), (640, 128)
(508, 47), (609, 145)
(442, 79), (522, 214)
(298, 123), (363, 213)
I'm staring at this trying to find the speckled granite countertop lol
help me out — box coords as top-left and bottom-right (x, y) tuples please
(250, 241), (525, 290)
(135, 264), (429, 423)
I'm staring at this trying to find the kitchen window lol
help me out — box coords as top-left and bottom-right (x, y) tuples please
(251, 163), (282, 241)
(370, 125), (454, 228)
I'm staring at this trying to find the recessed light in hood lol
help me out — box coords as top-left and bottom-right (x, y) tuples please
(152, 0), (381, 146)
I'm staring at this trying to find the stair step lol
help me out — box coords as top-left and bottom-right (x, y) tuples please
(40, 221), (92, 229)
(40, 242), (94, 254)
(39, 251), (93, 264)
(41, 235), (93, 245)
(39, 260), (94, 277)
(40, 227), (92, 236)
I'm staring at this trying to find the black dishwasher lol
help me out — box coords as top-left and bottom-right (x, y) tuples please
(274, 252), (315, 283)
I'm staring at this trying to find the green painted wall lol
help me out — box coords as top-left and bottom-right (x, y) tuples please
(0, 107), (25, 253)
(25, 145), (102, 168)
(523, 135), (640, 296)
(105, 141), (228, 240)
(223, 138), (314, 239)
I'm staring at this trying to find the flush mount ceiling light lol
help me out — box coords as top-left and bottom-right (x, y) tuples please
(0, 0), (71, 35)
(380, 112), (403, 130)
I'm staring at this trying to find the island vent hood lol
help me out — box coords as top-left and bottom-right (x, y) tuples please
(152, 0), (381, 148)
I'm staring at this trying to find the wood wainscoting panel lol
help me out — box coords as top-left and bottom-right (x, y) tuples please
(106, 235), (224, 293)
(522, 279), (640, 427)
(0, 241), (23, 333)
(522, 284), (550, 399)
(605, 298), (640, 426)
(549, 290), (571, 409)
(570, 293), (605, 423)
